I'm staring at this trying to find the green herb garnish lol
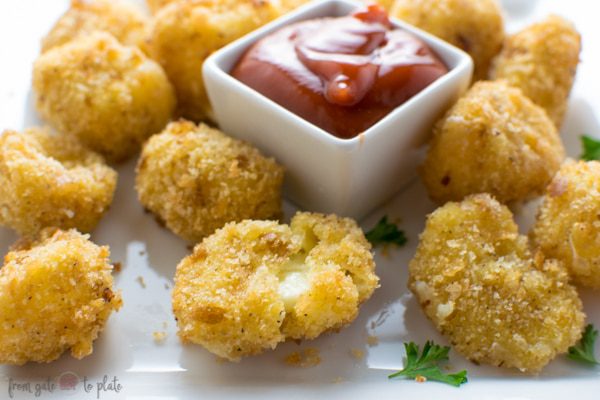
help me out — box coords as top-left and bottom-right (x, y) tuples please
(365, 216), (407, 247)
(580, 136), (600, 161)
(388, 341), (468, 387)
(568, 324), (599, 365)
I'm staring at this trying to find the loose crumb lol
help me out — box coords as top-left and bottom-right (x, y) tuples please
(415, 375), (427, 383)
(152, 331), (167, 343)
(331, 376), (345, 384)
(284, 348), (321, 368)
(136, 276), (146, 288)
(112, 262), (122, 273)
(358, 133), (365, 146)
(367, 335), (379, 347)
(350, 348), (364, 360)
(380, 245), (392, 258)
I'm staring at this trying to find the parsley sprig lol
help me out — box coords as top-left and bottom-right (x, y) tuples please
(365, 216), (407, 247)
(580, 136), (600, 161)
(388, 341), (468, 387)
(568, 324), (599, 365)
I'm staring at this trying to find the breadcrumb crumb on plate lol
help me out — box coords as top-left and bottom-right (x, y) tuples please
(153, 331), (167, 343)
(284, 348), (321, 368)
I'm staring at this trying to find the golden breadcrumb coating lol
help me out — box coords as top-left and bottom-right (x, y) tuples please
(421, 81), (564, 204)
(41, 0), (148, 53)
(146, 0), (176, 14)
(172, 212), (378, 361)
(148, 0), (280, 121)
(390, 0), (504, 80)
(279, 0), (395, 12)
(136, 120), (284, 243)
(531, 160), (600, 289)
(278, 0), (310, 12)
(491, 15), (581, 127)
(148, 0), (395, 15)
(0, 229), (122, 365)
(33, 31), (176, 162)
(409, 194), (584, 373)
(0, 128), (117, 236)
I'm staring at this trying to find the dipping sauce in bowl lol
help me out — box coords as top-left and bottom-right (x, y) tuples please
(231, 4), (449, 139)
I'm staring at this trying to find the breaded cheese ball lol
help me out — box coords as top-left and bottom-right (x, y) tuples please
(172, 212), (379, 360)
(421, 81), (564, 204)
(149, 0), (280, 121)
(531, 160), (600, 289)
(33, 31), (176, 162)
(0, 128), (117, 236)
(146, 0), (176, 14)
(41, 0), (148, 53)
(279, 0), (395, 13)
(409, 194), (584, 372)
(0, 228), (122, 365)
(491, 16), (581, 127)
(136, 120), (284, 243)
(390, 0), (504, 80)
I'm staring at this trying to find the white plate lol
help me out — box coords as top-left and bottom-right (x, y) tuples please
(0, 1), (599, 399)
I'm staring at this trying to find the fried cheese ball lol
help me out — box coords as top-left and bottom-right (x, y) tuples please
(531, 160), (600, 289)
(0, 228), (122, 365)
(0, 128), (117, 236)
(148, 0), (394, 15)
(33, 32), (176, 162)
(279, 0), (395, 13)
(491, 16), (581, 127)
(136, 120), (284, 243)
(421, 81), (564, 204)
(149, 0), (280, 121)
(409, 194), (584, 372)
(390, 0), (504, 80)
(146, 0), (176, 14)
(172, 212), (379, 360)
(41, 0), (148, 53)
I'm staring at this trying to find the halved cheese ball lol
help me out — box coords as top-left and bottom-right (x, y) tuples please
(531, 160), (600, 289)
(0, 229), (122, 365)
(172, 212), (379, 361)
(33, 31), (176, 162)
(0, 128), (116, 236)
(409, 194), (584, 373)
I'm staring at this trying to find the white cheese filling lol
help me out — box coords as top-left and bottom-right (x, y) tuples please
(278, 254), (310, 311)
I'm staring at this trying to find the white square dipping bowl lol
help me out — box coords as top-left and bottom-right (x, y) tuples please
(203, 0), (473, 220)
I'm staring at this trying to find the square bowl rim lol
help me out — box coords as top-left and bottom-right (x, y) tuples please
(203, 0), (474, 150)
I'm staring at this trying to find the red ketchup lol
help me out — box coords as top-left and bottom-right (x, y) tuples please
(231, 5), (448, 139)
